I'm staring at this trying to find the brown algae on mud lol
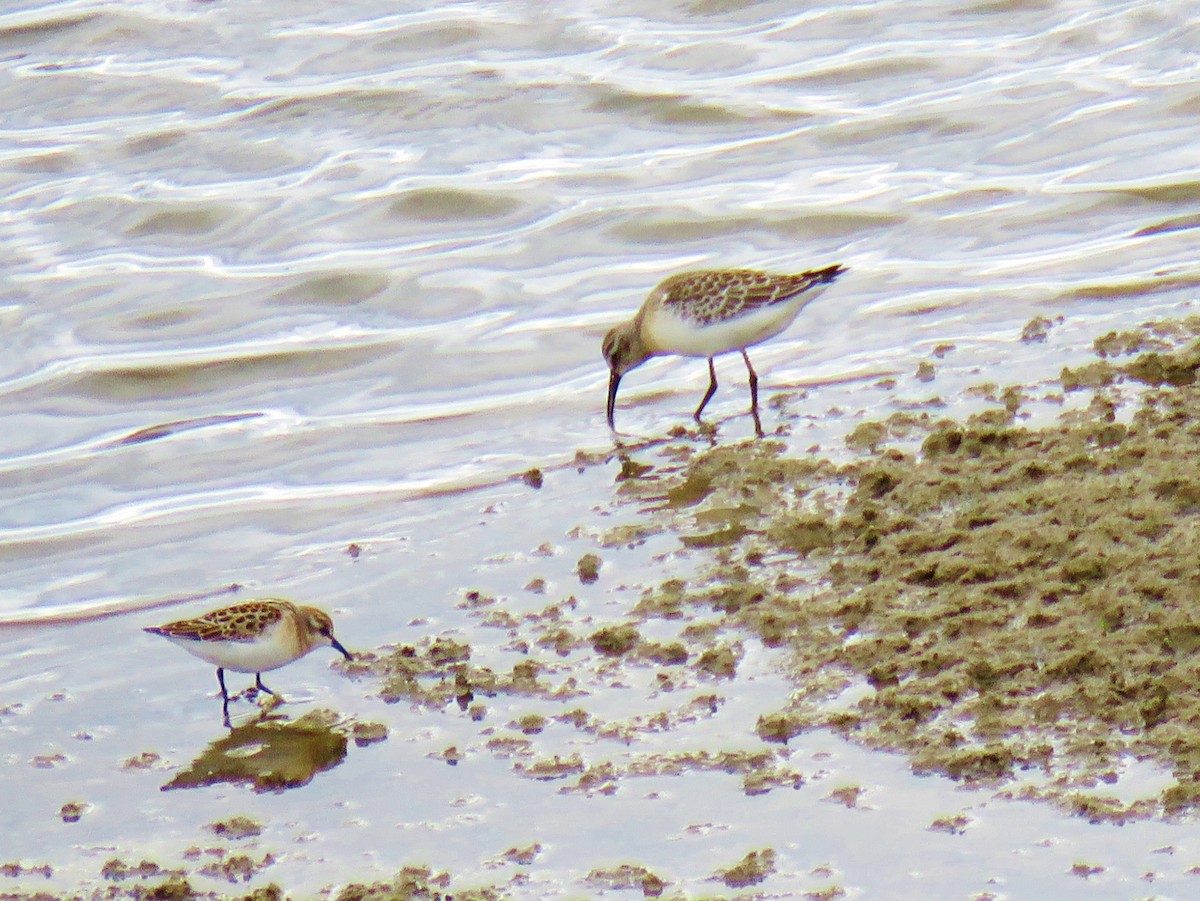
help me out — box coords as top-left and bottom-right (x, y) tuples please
(615, 318), (1200, 820)
(352, 629), (806, 797)
(0, 864), (504, 901)
(717, 848), (776, 888)
(586, 863), (667, 896)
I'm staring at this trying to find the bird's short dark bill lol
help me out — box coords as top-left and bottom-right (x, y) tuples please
(331, 638), (353, 661)
(606, 370), (621, 429)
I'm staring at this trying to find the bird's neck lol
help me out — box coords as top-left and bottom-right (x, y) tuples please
(627, 311), (656, 362)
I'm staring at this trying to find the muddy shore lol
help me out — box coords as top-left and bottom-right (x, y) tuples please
(8, 316), (1200, 898)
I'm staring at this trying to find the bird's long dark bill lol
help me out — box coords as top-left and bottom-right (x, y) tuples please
(331, 637), (353, 660)
(606, 370), (621, 429)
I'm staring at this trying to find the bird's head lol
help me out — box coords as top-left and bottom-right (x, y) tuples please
(602, 322), (651, 429)
(301, 607), (353, 660)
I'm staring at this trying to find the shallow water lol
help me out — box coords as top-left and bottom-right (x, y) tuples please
(3, 0), (1200, 896)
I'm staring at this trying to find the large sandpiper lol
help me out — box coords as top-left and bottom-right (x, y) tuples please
(602, 265), (846, 435)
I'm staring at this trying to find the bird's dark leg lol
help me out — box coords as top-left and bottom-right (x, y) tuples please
(255, 673), (275, 696)
(694, 357), (719, 422)
(741, 349), (763, 437)
(217, 668), (232, 727)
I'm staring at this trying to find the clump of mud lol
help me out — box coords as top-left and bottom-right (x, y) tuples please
(718, 848), (776, 888)
(619, 319), (1200, 820)
(586, 863), (666, 897)
(1, 862), (500, 901)
(337, 865), (502, 901)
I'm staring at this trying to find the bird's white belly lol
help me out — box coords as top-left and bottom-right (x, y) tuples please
(165, 629), (303, 673)
(645, 286), (828, 358)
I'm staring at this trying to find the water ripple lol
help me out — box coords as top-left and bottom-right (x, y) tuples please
(2, 0), (1197, 617)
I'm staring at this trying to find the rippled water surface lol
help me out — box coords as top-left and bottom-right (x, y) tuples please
(4, 0), (1200, 896)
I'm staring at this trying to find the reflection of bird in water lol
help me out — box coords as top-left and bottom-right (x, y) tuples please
(603, 265), (847, 436)
(144, 598), (352, 725)
(162, 715), (349, 792)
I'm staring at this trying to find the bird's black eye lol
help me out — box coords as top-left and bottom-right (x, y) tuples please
(606, 337), (625, 365)
(309, 617), (332, 637)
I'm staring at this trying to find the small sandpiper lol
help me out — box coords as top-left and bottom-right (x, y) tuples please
(145, 598), (352, 724)
(602, 265), (846, 436)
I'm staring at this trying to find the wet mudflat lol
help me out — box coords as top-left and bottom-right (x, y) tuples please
(10, 318), (1200, 899)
